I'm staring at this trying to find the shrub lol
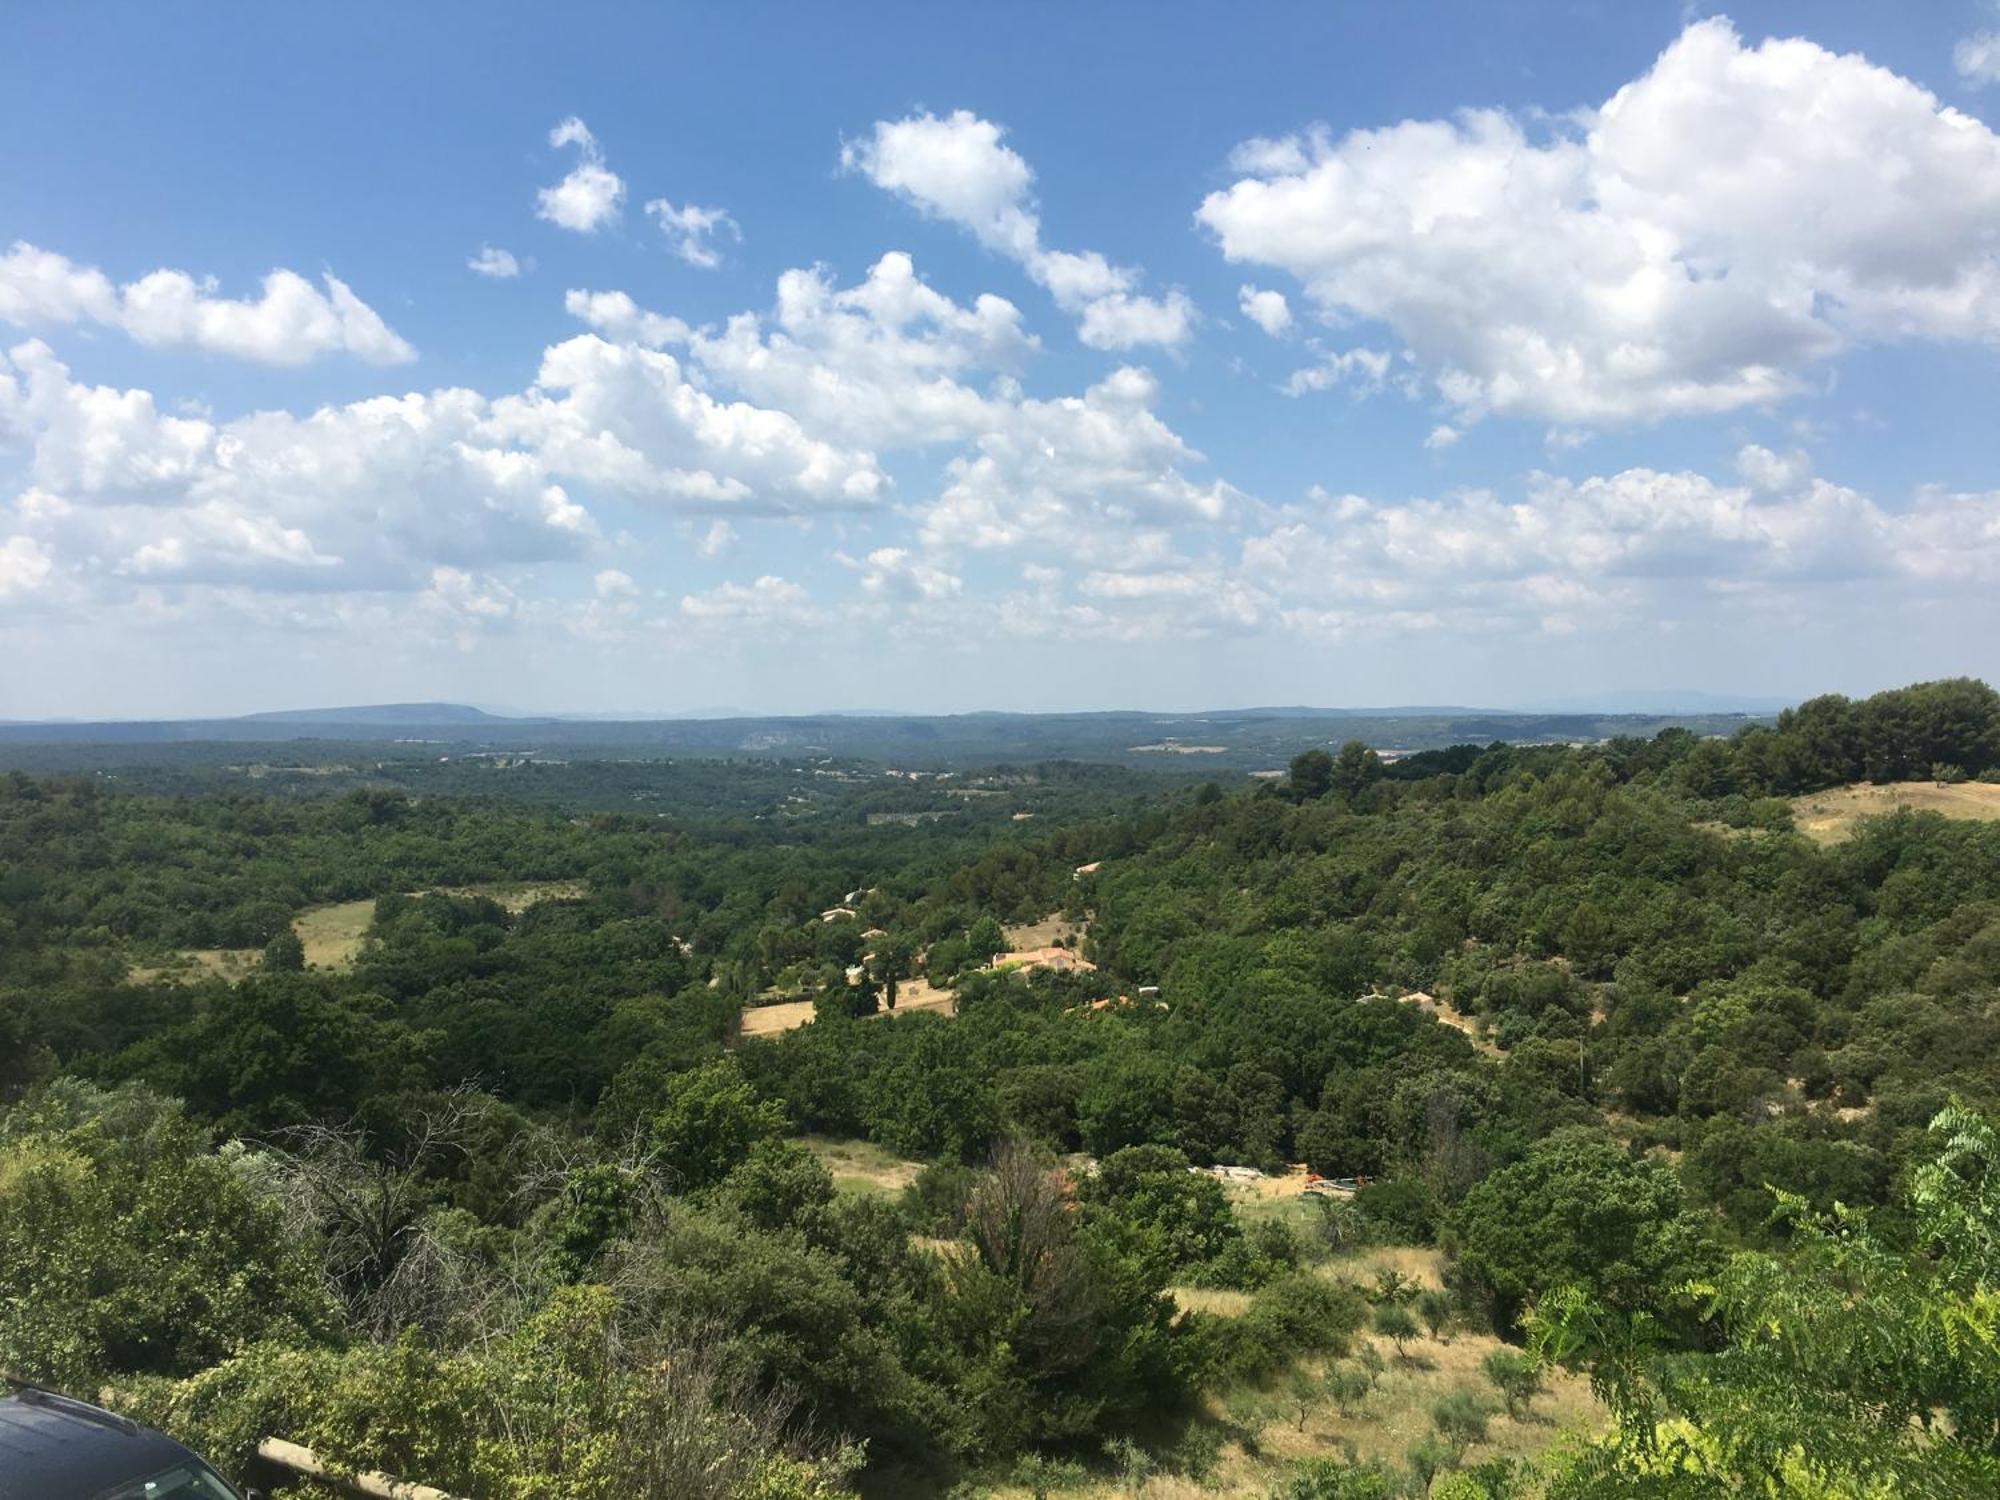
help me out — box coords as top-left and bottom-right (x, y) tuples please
(1311, 1195), (1367, 1254)
(1325, 1363), (1373, 1416)
(1206, 1274), (1366, 1383)
(1371, 1301), (1419, 1356)
(902, 1160), (979, 1236)
(1267, 1456), (1396, 1499)
(1011, 1452), (1089, 1498)
(1416, 1287), (1455, 1342)
(1354, 1178), (1438, 1241)
(1480, 1347), (1545, 1420)
(1431, 1387), (1495, 1456)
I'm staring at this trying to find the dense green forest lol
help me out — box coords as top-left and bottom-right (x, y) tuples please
(3, 679), (1999, 1497)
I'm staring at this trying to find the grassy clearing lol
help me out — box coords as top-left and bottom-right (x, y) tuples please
(979, 1320), (1601, 1498)
(738, 977), (959, 1039)
(130, 882), (586, 982)
(126, 948), (261, 985)
(989, 1246), (1601, 1497)
(739, 997), (819, 1037)
(1791, 779), (2000, 845)
(289, 881), (587, 971)
(1169, 1285), (1254, 1317)
(435, 879), (588, 912)
(1003, 912), (1087, 951)
(1217, 1179), (1329, 1243)
(798, 1135), (925, 1196)
(293, 898), (377, 969)
(1240, 1325), (1601, 1475)
(1318, 1246), (1451, 1296)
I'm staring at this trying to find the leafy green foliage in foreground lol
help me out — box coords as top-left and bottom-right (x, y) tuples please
(1527, 1102), (2000, 1498)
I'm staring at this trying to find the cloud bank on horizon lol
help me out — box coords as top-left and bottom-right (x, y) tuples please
(2, 12), (1998, 716)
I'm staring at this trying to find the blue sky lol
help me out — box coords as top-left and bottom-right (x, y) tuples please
(3, 2), (1998, 717)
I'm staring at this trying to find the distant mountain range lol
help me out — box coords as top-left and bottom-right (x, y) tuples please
(1520, 690), (1795, 715)
(0, 699), (1789, 773)
(240, 702), (531, 726)
(27, 694), (1790, 726)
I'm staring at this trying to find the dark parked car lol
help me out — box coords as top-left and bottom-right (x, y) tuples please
(0, 1377), (258, 1500)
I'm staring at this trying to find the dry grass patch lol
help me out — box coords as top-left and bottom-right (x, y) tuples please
(127, 948), (261, 985)
(738, 997), (819, 1037)
(981, 1244), (1603, 1497)
(886, 975), (957, 1017)
(293, 898), (377, 969)
(737, 979), (958, 1039)
(798, 1135), (924, 1196)
(1791, 780), (2000, 845)
(437, 879), (587, 912)
(980, 1321), (1602, 1498)
(1170, 1286), (1255, 1318)
(1003, 912), (1087, 951)
(1321, 1245), (1448, 1292)
(1251, 1330), (1601, 1474)
(292, 881), (587, 971)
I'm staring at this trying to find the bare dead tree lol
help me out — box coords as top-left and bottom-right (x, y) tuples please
(263, 1089), (487, 1338)
(961, 1139), (1098, 1377)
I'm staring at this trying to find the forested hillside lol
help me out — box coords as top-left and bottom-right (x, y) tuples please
(2, 680), (1998, 1497)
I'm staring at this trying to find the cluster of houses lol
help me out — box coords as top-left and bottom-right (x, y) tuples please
(989, 945), (1096, 974)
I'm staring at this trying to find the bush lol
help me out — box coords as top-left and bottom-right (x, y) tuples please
(1416, 1287), (1455, 1341)
(1204, 1274), (1366, 1383)
(1406, 1434), (1455, 1489)
(0, 1082), (338, 1389)
(1185, 1215), (1301, 1291)
(1267, 1456), (1396, 1498)
(1011, 1452), (1089, 1497)
(1479, 1347), (1545, 1420)
(1311, 1195), (1368, 1254)
(125, 1287), (855, 1499)
(1371, 1301), (1419, 1356)
(262, 928), (305, 972)
(902, 1160), (979, 1236)
(1324, 1363), (1373, 1416)
(1354, 1178), (1438, 1242)
(1431, 1387), (1495, 1455)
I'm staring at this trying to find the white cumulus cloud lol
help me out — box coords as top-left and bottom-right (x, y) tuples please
(468, 245), (524, 279)
(0, 534), (52, 599)
(844, 110), (1195, 350)
(1199, 19), (2000, 425)
(1238, 285), (1292, 337)
(1282, 346), (1392, 397)
(684, 251), (1033, 449)
(679, 574), (817, 624)
(537, 117), (625, 233)
(0, 242), (414, 365)
(856, 546), (962, 600)
(1958, 32), (2000, 85)
(645, 200), (741, 268)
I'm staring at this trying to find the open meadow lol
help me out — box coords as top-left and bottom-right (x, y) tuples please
(1790, 779), (2000, 844)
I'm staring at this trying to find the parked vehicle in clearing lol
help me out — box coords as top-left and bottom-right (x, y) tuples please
(0, 1376), (257, 1500)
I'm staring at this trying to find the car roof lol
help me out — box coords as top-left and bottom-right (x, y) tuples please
(0, 1387), (213, 1500)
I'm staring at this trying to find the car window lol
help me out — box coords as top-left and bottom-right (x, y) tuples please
(98, 1462), (240, 1500)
